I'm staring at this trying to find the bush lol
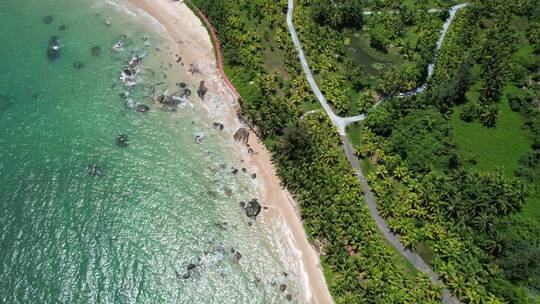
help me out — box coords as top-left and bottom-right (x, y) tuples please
(460, 102), (481, 122)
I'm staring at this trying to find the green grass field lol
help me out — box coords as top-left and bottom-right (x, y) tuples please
(347, 124), (363, 147)
(451, 84), (539, 223)
(451, 86), (532, 174)
(344, 31), (404, 76)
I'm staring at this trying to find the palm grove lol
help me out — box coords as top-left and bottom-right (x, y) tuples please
(188, 0), (540, 302)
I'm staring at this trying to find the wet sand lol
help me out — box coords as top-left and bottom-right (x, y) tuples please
(125, 0), (332, 302)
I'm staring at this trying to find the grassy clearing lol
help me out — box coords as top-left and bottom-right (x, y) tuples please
(223, 65), (257, 98)
(451, 83), (539, 231)
(384, 236), (420, 276)
(347, 125), (376, 176)
(416, 241), (437, 265)
(347, 124), (363, 147)
(260, 27), (290, 81)
(403, 27), (419, 50)
(345, 88), (361, 116)
(300, 101), (322, 113)
(451, 85), (532, 174)
(519, 188), (540, 220)
(344, 31), (404, 76)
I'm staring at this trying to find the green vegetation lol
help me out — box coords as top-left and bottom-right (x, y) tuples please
(190, 0), (443, 302)
(451, 88), (533, 173)
(343, 31), (403, 76)
(293, 0), (450, 112)
(190, 0), (540, 302)
(357, 0), (540, 302)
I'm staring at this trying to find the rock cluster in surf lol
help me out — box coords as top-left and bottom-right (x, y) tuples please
(47, 36), (61, 61)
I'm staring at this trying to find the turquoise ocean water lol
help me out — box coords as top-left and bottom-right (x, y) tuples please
(0, 0), (301, 302)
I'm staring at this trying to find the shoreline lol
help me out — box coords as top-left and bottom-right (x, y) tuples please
(124, 0), (332, 303)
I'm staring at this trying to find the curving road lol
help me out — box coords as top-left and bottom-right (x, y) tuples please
(286, 0), (365, 135)
(397, 3), (469, 97)
(342, 137), (458, 304)
(287, 0), (467, 303)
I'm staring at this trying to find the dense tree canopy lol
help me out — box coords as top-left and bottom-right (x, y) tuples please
(190, 0), (540, 301)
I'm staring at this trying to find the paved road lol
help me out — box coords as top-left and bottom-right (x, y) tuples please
(287, 0), (466, 302)
(286, 0), (365, 135)
(342, 137), (458, 304)
(397, 3), (469, 97)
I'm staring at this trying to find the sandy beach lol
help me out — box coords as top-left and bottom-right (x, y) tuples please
(125, 0), (332, 302)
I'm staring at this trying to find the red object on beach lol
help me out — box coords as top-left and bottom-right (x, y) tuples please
(192, 6), (241, 99)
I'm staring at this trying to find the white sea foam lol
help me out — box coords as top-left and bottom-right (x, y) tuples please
(135, 8), (168, 34)
(104, 0), (137, 17)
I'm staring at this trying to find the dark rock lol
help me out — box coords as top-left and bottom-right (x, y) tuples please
(73, 61), (84, 70)
(177, 82), (187, 88)
(231, 168), (238, 175)
(123, 69), (132, 76)
(251, 173), (256, 179)
(156, 94), (165, 103)
(176, 57), (182, 63)
(126, 55), (142, 75)
(111, 41), (124, 52)
(283, 272), (288, 277)
(183, 88), (191, 97)
(212, 122), (224, 131)
(47, 36), (61, 61)
(87, 164), (104, 177)
(59, 24), (67, 31)
(233, 128), (249, 145)
(241, 168), (247, 173)
(119, 91), (129, 99)
(233, 250), (242, 262)
(279, 284), (287, 292)
(136, 104), (150, 113)
(187, 263), (197, 271)
(197, 80), (208, 100)
(286, 294), (292, 301)
(240, 199), (262, 218)
(116, 134), (129, 147)
(248, 148), (254, 155)
(42, 15), (54, 25)
(91, 46), (102, 57)
(157, 94), (184, 108)
(195, 135), (204, 144)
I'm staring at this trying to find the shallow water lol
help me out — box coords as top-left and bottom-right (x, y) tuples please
(0, 0), (300, 302)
